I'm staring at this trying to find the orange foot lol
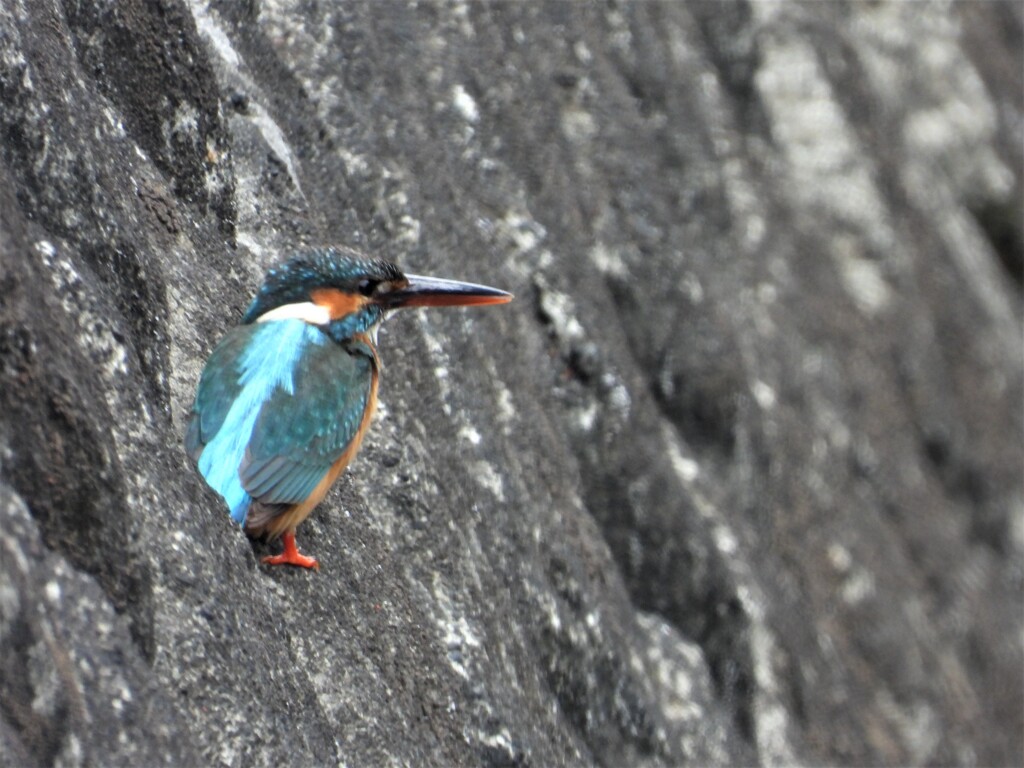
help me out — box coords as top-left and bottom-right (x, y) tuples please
(262, 531), (319, 570)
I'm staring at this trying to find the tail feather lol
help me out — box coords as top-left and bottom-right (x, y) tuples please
(184, 414), (204, 464)
(229, 493), (252, 525)
(244, 501), (292, 538)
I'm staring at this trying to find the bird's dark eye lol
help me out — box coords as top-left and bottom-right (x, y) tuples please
(357, 279), (378, 297)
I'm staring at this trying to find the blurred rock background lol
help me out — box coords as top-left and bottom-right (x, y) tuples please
(1, 1), (1021, 766)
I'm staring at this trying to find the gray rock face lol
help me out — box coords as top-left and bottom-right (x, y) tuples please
(1, 1), (1020, 766)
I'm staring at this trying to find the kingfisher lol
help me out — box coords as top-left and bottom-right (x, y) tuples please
(185, 246), (512, 569)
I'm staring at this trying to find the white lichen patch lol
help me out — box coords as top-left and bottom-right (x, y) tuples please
(479, 726), (516, 759)
(827, 542), (853, 573)
(837, 245), (891, 316)
(101, 105), (126, 137)
(754, 25), (892, 252)
(636, 614), (706, 724)
(605, 5), (633, 52)
(473, 461), (505, 503)
(538, 282), (585, 343)
(250, 102), (305, 196)
(852, 2), (1011, 199)
(496, 209), (550, 278)
(875, 688), (941, 765)
(840, 566), (876, 605)
(188, 0), (241, 69)
(381, 185), (423, 246)
(233, 232), (264, 263)
(334, 146), (371, 176)
(588, 241), (628, 278)
(827, 542), (877, 606)
(0, 581), (19, 637)
(574, 40), (593, 65)
(429, 576), (482, 681)
(681, 271), (705, 304)
(603, 372), (631, 418)
(561, 105), (597, 144)
(446, 0), (475, 38)
(495, 382), (516, 425)
(415, 315), (454, 411)
(751, 380), (777, 410)
(56, 734), (84, 767)
(452, 84), (479, 124)
(713, 525), (738, 556)
(576, 401), (598, 432)
(661, 424), (700, 484)
(505, 213), (544, 252)
(458, 424), (482, 446)
(29, 639), (62, 716)
(44, 580), (61, 604)
(35, 240), (130, 380)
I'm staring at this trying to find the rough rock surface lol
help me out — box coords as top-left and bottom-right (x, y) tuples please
(1, 1), (1021, 766)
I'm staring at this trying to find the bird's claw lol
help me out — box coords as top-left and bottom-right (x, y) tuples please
(261, 552), (319, 570)
(262, 531), (320, 570)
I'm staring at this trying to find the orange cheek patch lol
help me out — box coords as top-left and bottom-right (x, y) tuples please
(310, 288), (368, 320)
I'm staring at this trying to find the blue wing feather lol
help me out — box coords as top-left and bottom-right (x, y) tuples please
(187, 319), (370, 524)
(186, 326), (251, 462)
(239, 334), (373, 507)
(243, 456), (292, 498)
(186, 317), (373, 526)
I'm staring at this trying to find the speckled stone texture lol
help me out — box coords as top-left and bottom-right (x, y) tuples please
(1, 1), (1021, 766)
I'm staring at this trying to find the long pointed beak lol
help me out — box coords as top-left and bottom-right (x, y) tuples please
(382, 274), (513, 309)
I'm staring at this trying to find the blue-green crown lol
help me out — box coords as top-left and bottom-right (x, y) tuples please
(242, 247), (404, 324)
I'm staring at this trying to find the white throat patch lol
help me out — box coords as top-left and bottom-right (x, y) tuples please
(255, 301), (331, 326)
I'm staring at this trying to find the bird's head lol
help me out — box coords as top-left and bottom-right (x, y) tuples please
(242, 247), (512, 339)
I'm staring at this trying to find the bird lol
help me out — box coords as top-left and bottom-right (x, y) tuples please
(185, 246), (512, 569)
